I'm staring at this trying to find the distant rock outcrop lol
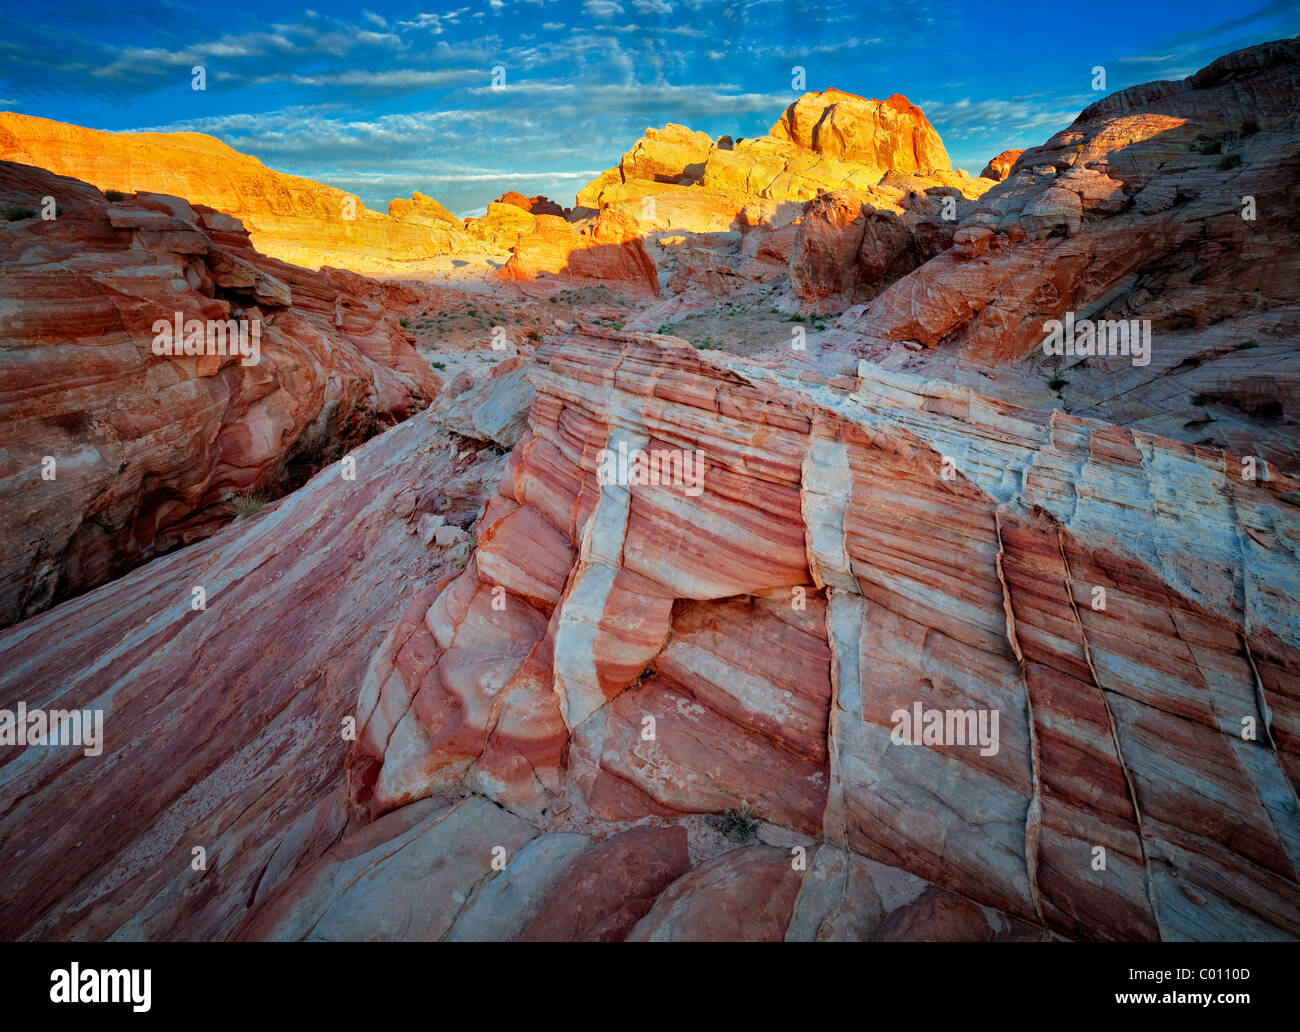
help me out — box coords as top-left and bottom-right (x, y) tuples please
(500, 208), (660, 295)
(770, 90), (953, 175)
(388, 190), (460, 227)
(496, 191), (567, 218)
(980, 148), (1025, 181)
(564, 89), (997, 304)
(0, 112), (463, 272)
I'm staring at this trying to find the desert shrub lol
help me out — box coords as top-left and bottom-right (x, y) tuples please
(228, 493), (266, 518)
(706, 807), (760, 843)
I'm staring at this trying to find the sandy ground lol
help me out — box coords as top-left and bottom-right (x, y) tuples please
(388, 268), (838, 378)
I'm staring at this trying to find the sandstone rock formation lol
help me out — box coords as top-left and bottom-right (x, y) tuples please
(2, 39), (1297, 945)
(496, 191), (567, 218)
(619, 124), (714, 185)
(338, 327), (1300, 942)
(560, 91), (996, 307)
(0, 402), (507, 939)
(0, 112), (468, 273)
(832, 36), (1300, 472)
(771, 90), (953, 176)
(388, 191), (460, 228)
(788, 184), (970, 309)
(980, 148), (1025, 181)
(462, 201), (540, 254)
(500, 208), (660, 295)
(0, 160), (439, 626)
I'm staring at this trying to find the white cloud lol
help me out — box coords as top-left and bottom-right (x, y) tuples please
(583, 0), (625, 18)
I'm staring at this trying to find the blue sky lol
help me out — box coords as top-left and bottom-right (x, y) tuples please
(1, 0), (1296, 216)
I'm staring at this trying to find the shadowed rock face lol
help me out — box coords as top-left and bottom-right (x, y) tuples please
(0, 161), (439, 627)
(0, 406), (507, 940)
(499, 208), (661, 295)
(495, 191), (567, 218)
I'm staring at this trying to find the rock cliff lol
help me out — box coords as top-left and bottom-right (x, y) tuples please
(0, 160), (438, 626)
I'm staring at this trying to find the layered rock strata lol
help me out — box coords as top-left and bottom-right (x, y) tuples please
(0, 160), (438, 626)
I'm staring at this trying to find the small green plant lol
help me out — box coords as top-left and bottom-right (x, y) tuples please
(1191, 394), (1207, 406)
(694, 339), (717, 350)
(612, 319), (624, 330)
(1219, 154), (1242, 170)
(228, 492), (266, 518)
(103, 189), (127, 202)
(814, 320), (828, 331)
(656, 323), (672, 334)
(399, 317), (409, 328)
(527, 329), (542, 342)
(1239, 340), (1258, 350)
(707, 807), (760, 843)
(431, 360), (446, 370)
(467, 308), (477, 317)
(1048, 377), (1069, 391)
(787, 313), (806, 323)
(1, 205), (36, 221)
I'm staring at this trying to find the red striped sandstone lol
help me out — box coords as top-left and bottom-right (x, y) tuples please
(0, 160), (439, 626)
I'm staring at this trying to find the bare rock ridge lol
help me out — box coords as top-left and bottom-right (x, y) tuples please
(0, 111), (466, 272)
(0, 160), (439, 627)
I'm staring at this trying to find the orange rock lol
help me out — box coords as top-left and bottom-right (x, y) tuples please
(980, 148), (1025, 181)
(499, 209), (659, 294)
(495, 190), (567, 217)
(770, 89), (952, 176)
(0, 111), (463, 272)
